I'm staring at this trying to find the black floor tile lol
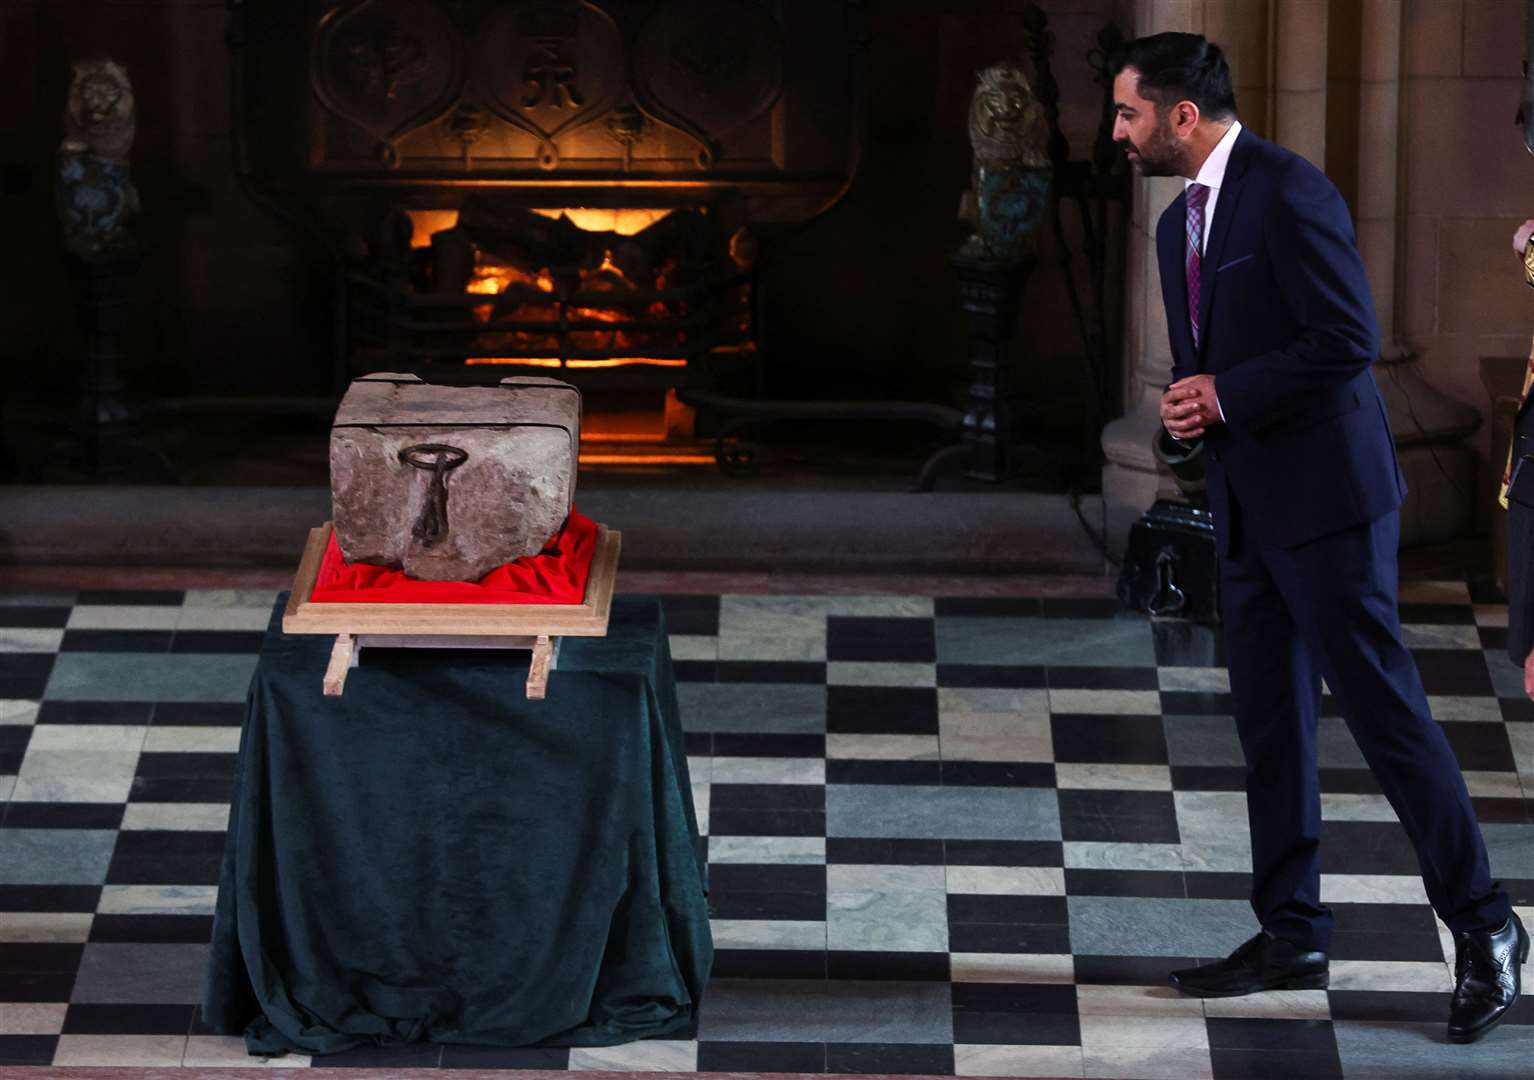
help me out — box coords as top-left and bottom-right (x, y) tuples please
(708, 890), (826, 921)
(1073, 954), (1196, 985)
(170, 630), (265, 654)
(36, 701), (152, 725)
(935, 664), (1048, 688)
(699, 1040), (826, 1073)
(1326, 990), (1450, 1023)
(0, 970), (76, 1001)
(1501, 697), (1534, 722)
(828, 759), (941, 785)
(0, 1035), (57, 1066)
(715, 660), (827, 683)
(712, 733), (825, 758)
(672, 660), (717, 682)
(709, 783), (824, 811)
(1328, 931), (1444, 963)
(105, 853), (224, 886)
(1439, 721), (1517, 771)
(1058, 789), (1180, 844)
(827, 950), (949, 981)
(1410, 649), (1495, 695)
(707, 863), (825, 894)
(940, 762), (1056, 787)
(88, 914), (214, 944)
(1065, 868), (1185, 898)
(827, 617), (935, 663)
(0, 885), (101, 913)
(0, 654), (54, 698)
(951, 981), (1078, 1013)
(59, 630), (172, 653)
(61, 1002), (196, 1035)
(1206, 1017), (1339, 1053)
(944, 840), (1063, 867)
(1317, 768), (1383, 794)
(945, 922), (1071, 954)
(152, 702), (247, 726)
(2, 803), (124, 829)
(1183, 871), (1251, 900)
(1318, 821), (1421, 874)
(312, 1043), (444, 1067)
(947, 894), (1068, 925)
(951, 1009), (1080, 1045)
(1047, 666), (1160, 690)
(706, 809), (825, 837)
(826, 686), (938, 735)
(134, 752), (237, 779)
(0, 942), (84, 973)
(1398, 603), (1474, 625)
(439, 1044), (571, 1068)
(128, 776), (236, 803)
(1472, 796), (1532, 823)
(1209, 1047), (1343, 1080)
(710, 948), (827, 979)
(0, 606), (71, 628)
(1169, 766), (1248, 791)
(75, 589), (183, 605)
(1158, 690), (1234, 715)
(657, 594), (720, 636)
(1052, 714), (1168, 765)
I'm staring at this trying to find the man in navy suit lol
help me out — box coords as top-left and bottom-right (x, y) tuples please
(1111, 33), (1525, 1042)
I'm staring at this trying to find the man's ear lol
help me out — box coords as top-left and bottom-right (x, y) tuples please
(1174, 100), (1201, 137)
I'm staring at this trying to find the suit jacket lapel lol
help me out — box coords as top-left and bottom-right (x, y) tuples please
(1196, 127), (1256, 369)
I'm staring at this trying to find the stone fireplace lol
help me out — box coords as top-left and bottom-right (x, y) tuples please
(228, 0), (866, 448)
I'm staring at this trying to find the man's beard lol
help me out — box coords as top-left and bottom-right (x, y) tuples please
(1123, 118), (1189, 177)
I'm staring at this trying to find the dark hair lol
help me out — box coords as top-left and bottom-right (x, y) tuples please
(1111, 32), (1237, 120)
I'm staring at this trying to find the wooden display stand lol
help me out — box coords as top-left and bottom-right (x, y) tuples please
(282, 522), (621, 700)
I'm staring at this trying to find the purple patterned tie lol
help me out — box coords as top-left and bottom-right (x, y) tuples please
(1185, 182), (1209, 349)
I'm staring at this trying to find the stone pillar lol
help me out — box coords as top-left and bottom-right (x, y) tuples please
(1272, 0), (1329, 168)
(1101, 0), (1274, 554)
(1354, 0), (1480, 544)
(1100, 0), (1204, 555)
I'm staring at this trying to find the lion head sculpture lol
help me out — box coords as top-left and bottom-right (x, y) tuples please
(62, 59), (136, 161)
(967, 61), (1050, 170)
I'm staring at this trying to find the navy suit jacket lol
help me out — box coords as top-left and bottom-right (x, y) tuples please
(1155, 128), (1406, 553)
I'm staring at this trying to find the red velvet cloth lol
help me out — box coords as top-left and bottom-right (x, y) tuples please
(311, 509), (597, 605)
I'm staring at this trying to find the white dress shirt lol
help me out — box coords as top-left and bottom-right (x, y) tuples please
(1187, 120), (1242, 254)
(1179, 119), (1242, 428)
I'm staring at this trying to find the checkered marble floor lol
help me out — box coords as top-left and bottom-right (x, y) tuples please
(0, 583), (1530, 1078)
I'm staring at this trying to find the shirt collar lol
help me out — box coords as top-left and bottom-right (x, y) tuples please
(1186, 119), (1242, 191)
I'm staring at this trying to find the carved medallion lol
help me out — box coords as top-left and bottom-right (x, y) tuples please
(473, 0), (625, 170)
(311, 0), (466, 166)
(634, 0), (784, 167)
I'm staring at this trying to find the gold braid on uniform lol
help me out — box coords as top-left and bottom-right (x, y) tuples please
(1525, 238), (1534, 289)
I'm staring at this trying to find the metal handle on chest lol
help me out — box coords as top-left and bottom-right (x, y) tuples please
(399, 443), (468, 548)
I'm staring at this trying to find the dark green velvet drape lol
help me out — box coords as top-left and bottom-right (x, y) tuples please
(200, 595), (711, 1055)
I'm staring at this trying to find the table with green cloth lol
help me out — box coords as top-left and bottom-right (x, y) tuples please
(199, 594), (712, 1056)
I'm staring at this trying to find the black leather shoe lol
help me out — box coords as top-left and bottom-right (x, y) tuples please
(1448, 913), (1528, 1044)
(1168, 931), (1329, 998)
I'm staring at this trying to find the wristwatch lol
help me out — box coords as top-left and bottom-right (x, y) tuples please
(1524, 237), (1534, 289)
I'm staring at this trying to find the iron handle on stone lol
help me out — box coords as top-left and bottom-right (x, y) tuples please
(398, 443), (468, 548)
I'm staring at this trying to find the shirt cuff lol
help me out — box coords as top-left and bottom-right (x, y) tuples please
(1215, 394), (1226, 423)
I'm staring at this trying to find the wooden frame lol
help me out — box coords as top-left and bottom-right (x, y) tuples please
(282, 521), (620, 699)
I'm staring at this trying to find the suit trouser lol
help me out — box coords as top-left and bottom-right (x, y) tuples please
(1219, 500), (1510, 950)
